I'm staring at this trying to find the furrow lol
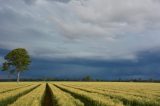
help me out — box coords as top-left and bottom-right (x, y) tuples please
(42, 83), (55, 106)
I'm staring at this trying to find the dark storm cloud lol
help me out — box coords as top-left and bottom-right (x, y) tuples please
(20, 48), (160, 80)
(0, 48), (160, 80)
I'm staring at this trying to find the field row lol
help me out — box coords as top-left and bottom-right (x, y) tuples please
(0, 82), (159, 106)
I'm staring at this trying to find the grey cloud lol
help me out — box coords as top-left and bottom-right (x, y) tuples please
(23, 0), (71, 5)
(0, 0), (160, 60)
(23, 0), (38, 5)
(47, 0), (71, 3)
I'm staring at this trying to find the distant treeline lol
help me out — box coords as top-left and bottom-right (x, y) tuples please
(0, 76), (160, 83)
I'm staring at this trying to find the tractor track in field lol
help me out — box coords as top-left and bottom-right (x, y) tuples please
(42, 83), (56, 106)
(0, 84), (40, 106)
(0, 84), (32, 94)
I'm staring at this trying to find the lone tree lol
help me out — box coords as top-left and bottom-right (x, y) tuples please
(2, 48), (31, 82)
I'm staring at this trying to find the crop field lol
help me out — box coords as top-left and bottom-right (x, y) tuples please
(0, 82), (159, 106)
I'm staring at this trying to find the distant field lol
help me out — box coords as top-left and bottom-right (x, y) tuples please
(0, 82), (160, 106)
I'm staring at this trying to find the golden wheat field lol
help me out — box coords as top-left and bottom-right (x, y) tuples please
(0, 82), (160, 106)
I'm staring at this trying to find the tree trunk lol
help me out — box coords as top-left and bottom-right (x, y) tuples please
(17, 72), (20, 83)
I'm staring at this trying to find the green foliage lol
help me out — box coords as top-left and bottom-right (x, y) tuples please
(2, 62), (9, 71)
(4, 48), (31, 72)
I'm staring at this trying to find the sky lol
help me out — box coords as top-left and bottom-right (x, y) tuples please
(0, 0), (160, 80)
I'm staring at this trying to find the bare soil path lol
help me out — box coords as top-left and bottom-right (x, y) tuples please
(42, 83), (54, 106)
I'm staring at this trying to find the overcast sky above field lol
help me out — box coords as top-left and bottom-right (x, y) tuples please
(0, 0), (160, 80)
